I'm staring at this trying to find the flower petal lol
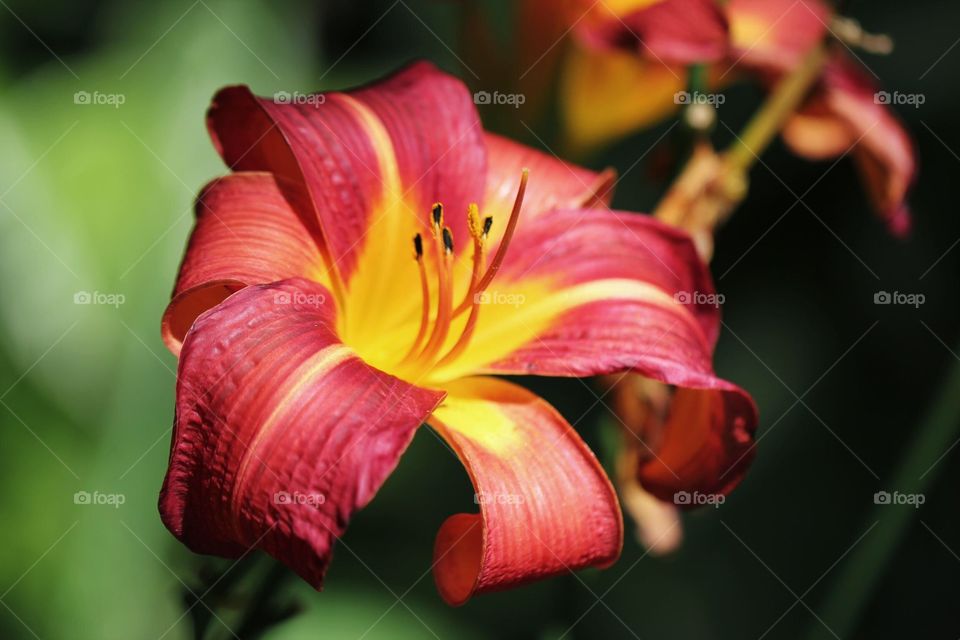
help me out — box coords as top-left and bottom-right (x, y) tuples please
(206, 62), (487, 284)
(560, 42), (685, 153)
(160, 278), (444, 588)
(611, 375), (756, 505)
(427, 376), (622, 605)
(161, 172), (327, 355)
(783, 53), (916, 235)
(726, 0), (830, 73)
(428, 209), (721, 383)
(578, 0), (729, 65)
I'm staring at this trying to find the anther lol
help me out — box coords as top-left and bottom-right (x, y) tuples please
(482, 216), (493, 237)
(442, 227), (454, 254)
(413, 233), (424, 260)
(432, 203), (444, 227)
(467, 203), (482, 239)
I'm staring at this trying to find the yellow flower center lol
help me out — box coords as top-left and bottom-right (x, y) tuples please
(337, 170), (528, 384)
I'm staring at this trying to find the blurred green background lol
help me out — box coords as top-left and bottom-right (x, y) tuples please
(1, 0), (958, 638)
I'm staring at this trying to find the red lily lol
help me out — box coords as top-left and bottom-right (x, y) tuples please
(159, 62), (755, 603)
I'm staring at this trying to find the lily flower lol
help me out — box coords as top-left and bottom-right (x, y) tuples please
(158, 62), (755, 604)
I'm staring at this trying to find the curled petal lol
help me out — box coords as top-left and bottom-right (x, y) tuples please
(428, 377), (622, 605)
(611, 375), (756, 505)
(161, 172), (327, 354)
(160, 279), (444, 588)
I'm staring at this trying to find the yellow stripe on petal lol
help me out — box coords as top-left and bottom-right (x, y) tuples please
(334, 95), (425, 356)
(426, 277), (678, 384)
(430, 382), (523, 457)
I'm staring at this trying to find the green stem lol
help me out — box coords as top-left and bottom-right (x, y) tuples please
(687, 62), (708, 96)
(807, 353), (960, 639)
(723, 44), (827, 172)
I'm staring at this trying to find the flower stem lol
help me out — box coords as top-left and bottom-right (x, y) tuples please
(723, 43), (828, 172)
(807, 353), (960, 639)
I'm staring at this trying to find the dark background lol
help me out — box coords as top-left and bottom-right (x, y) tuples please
(0, 0), (956, 638)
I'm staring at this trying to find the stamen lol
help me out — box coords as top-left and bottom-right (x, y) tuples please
(399, 234), (431, 363)
(438, 169), (528, 369)
(399, 172), (529, 375)
(453, 204), (488, 316)
(434, 292), (482, 368)
(415, 223), (455, 365)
